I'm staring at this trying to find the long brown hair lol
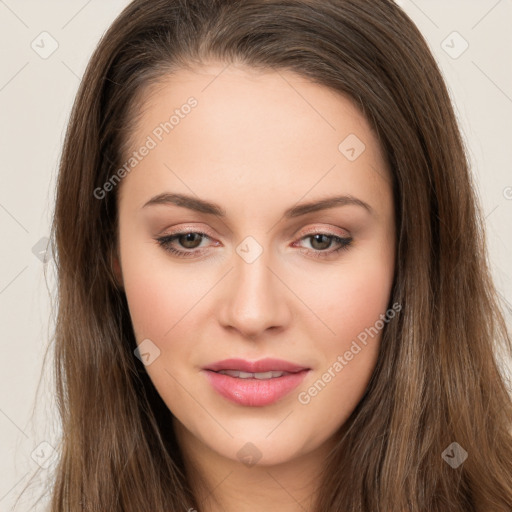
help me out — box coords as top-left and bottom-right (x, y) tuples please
(38, 0), (512, 510)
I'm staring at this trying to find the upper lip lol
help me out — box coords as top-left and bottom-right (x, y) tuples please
(203, 358), (309, 373)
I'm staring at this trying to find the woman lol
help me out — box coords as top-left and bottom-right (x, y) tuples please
(44, 0), (512, 510)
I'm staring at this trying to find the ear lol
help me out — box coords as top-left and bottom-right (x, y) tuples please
(110, 249), (124, 290)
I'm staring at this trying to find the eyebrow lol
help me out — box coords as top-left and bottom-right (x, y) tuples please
(142, 192), (374, 218)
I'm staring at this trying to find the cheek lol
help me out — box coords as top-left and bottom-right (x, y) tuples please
(300, 248), (395, 347)
(119, 232), (207, 341)
(292, 246), (394, 430)
(121, 261), (171, 341)
(120, 249), (204, 405)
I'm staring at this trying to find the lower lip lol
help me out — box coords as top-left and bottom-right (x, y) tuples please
(203, 369), (310, 407)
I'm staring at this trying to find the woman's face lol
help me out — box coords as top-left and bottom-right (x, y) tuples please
(114, 63), (395, 467)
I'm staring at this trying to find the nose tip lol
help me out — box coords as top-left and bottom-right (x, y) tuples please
(218, 257), (291, 340)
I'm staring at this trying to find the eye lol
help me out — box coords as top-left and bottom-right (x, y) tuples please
(155, 231), (213, 258)
(154, 230), (353, 259)
(294, 232), (353, 258)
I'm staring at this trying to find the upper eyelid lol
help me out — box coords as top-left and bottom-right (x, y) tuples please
(161, 224), (351, 239)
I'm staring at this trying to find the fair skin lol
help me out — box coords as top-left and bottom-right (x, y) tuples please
(113, 62), (395, 512)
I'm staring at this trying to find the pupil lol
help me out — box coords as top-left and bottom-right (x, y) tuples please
(181, 233), (201, 248)
(312, 234), (330, 250)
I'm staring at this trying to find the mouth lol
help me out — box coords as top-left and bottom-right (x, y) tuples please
(203, 357), (310, 374)
(202, 358), (311, 407)
(212, 369), (295, 379)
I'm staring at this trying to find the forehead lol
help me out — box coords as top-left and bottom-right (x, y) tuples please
(117, 63), (391, 213)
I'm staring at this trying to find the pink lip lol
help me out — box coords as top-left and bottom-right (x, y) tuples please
(202, 358), (310, 407)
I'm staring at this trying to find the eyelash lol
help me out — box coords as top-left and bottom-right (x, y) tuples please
(155, 230), (353, 259)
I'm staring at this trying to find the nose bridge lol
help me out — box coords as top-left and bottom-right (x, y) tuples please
(219, 238), (289, 338)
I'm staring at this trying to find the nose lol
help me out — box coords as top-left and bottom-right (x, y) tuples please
(217, 248), (291, 340)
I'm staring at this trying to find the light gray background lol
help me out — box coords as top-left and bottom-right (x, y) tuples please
(1, 0), (511, 509)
